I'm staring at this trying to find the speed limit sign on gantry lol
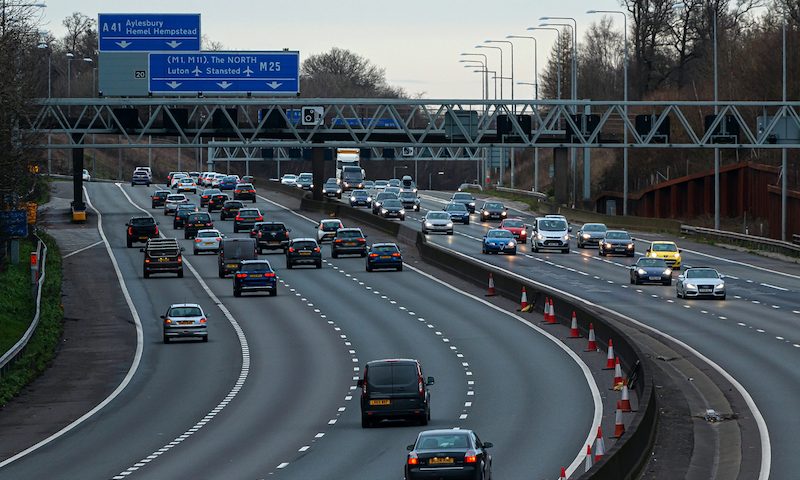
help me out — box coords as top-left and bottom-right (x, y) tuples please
(301, 106), (324, 126)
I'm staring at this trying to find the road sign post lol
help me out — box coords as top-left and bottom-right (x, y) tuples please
(98, 14), (200, 52)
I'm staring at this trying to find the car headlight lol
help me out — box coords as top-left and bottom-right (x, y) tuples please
(536, 233), (544, 240)
(508, 241), (516, 248)
(446, 222), (453, 228)
(563, 234), (570, 241)
(649, 251), (658, 258)
(367, 196), (372, 202)
(375, 202), (382, 207)
(350, 196), (356, 201)
(425, 222), (433, 227)
(469, 202), (475, 206)
(399, 209), (405, 214)
(413, 188), (417, 193)
(381, 208), (388, 214)
(664, 268), (672, 275)
(605, 242), (612, 248)
(582, 233), (590, 239)
(637, 268), (647, 275)
(337, 189), (342, 193)
(627, 243), (634, 249)
(715, 283), (725, 290)
(685, 283), (697, 289)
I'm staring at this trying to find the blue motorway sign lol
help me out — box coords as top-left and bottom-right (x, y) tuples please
(98, 14), (200, 52)
(149, 51), (300, 95)
(0, 210), (28, 238)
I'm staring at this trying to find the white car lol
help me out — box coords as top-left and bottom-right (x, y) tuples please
(176, 178), (197, 194)
(281, 174), (298, 185)
(211, 173), (226, 188)
(164, 194), (189, 215)
(421, 211), (454, 235)
(82, 169), (91, 182)
(170, 173), (189, 188)
(317, 218), (344, 243)
(134, 166), (152, 179)
(193, 229), (224, 255)
(162, 303), (208, 343)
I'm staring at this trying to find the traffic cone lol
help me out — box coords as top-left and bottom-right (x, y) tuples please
(559, 466), (567, 479)
(594, 426), (606, 462)
(603, 339), (615, 369)
(585, 323), (597, 351)
(518, 286), (528, 311)
(612, 401), (626, 438)
(568, 311), (580, 338)
(546, 298), (557, 324)
(485, 273), (496, 297)
(584, 444), (593, 472)
(612, 357), (623, 388)
(620, 382), (632, 412)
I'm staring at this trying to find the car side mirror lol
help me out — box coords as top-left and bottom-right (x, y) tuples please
(678, 249), (682, 253)
(180, 247), (185, 252)
(678, 275), (685, 280)
(156, 221), (160, 225)
(125, 223), (129, 226)
(568, 226), (573, 232)
(645, 249), (651, 254)
(406, 444), (415, 451)
(356, 379), (364, 388)
(482, 442), (493, 449)
(159, 315), (165, 319)
(287, 229), (292, 232)
(426, 376), (434, 386)
(139, 248), (145, 252)
(629, 266), (635, 270)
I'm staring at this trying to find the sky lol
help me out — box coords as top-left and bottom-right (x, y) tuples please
(39, 0), (619, 100)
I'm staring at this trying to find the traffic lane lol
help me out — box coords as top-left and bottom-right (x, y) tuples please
(119, 184), (358, 479)
(0, 182), (244, 480)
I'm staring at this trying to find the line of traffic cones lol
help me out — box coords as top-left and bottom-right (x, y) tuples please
(542, 297), (557, 324)
(584, 444), (593, 472)
(594, 426), (606, 461)
(519, 286), (533, 312)
(620, 382), (632, 412)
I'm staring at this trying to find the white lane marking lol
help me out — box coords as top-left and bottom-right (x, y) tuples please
(761, 283), (789, 292)
(298, 446), (310, 452)
(776, 336), (784, 340)
(0, 186), (147, 469)
(62, 240), (104, 258)
(677, 246), (800, 281)
(277, 463), (289, 469)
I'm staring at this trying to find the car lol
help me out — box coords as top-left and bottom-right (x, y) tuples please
(164, 194), (188, 215)
(373, 180), (389, 191)
(240, 175), (254, 184)
(387, 178), (401, 188)
(252, 222), (291, 253)
(131, 170), (151, 187)
(404, 429), (492, 480)
(134, 166), (152, 179)
(599, 230), (635, 256)
(630, 257), (673, 285)
(646, 241), (682, 268)
(125, 216), (159, 248)
(220, 200), (245, 220)
(166, 171), (182, 185)
(233, 260), (277, 297)
(280, 174), (298, 185)
(445, 202), (470, 225)
(207, 193), (229, 212)
(457, 182), (483, 192)
(677, 267), (726, 300)
(363, 180), (375, 190)
(499, 218), (527, 242)
(322, 180), (343, 199)
(379, 199), (406, 220)
(219, 175), (240, 191)
(193, 229), (224, 255)
(218, 237), (258, 278)
(366, 243), (403, 271)
(296, 172), (313, 190)
(286, 238), (322, 269)
(199, 188), (221, 207)
(141, 238), (184, 278)
(150, 190), (170, 208)
(421, 211), (454, 235)
(173, 204), (199, 229)
(482, 229), (517, 255)
(162, 303), (207, 343)
(169, 173), (189, 188)
(349, 189), (372, 207)
(317, 219), (344, 243)
(233, 183), (257, 202)
(479, 201), (507, 221)
(384, 186), (401, 197)
(400, 175), (417, 193)
(188, 171), (200, 182)
(82, 169), (91, 182)
(398, 191), (421, 212)
(210, 173), (226, 188)
(372, 192), (398, 214)
(184, 212), (214, 239)
(331, 228), (368, 258)
(531, 216), (570, 253)
(577, 223), (608, 248)
(233, 208), (263, 233)
(176, 177), (197, 194)
(357, 358), (433, 427)
(450, 192), (476, 213)
(198, 172), (214, 186)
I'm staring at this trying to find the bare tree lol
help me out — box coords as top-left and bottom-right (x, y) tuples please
(201, 34), (224, 51)
(539, 30), (573, 99)
(300, 47), (405, 98)
(578, 18), (624, 100)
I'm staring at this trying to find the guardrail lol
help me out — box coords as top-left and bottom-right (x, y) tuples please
(494, 186), (549, 201)
(0, 235), (48, 375)
(681, 224), (800, 258)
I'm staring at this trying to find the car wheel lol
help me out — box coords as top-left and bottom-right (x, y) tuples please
(627, 253), (635, 257)
(220, 213), (225, 220)
(599, 249), (605, 256)
(163, 334), (169, 344)
(397, 264), (403, 272)
(316, 261), (322, 269)
(447, 230), (453, 235)
(252, 199), (256, 203)
(270, 289), (277, 297)
(465, 220), (470, 225)
(126, 239), (132, 248)
(663, 280), (672, 286)
(218, 269), (225, 278)
(400, 216), (405, 221)
(233, 289), (241, 297)
(481, 247), (486, 254)
(193, 249), (198, 255)
(202, 336), (208, 343)
(184, 231), (189, 239)
(562, 248), (569, 254)
(676, 288), (682, 298)
(366, 264), (372, 272)
(532, 245), (539, 253)
(361, 251), (366, 258)
(422, 228), (427, 234)
(143, 271), (150, 279)
(286, 262), (293, 269)
(419, 413), (428, 426)
(510, 248), (517, 255)
(361, 414), (371, 428)
(233, 225), (238, 233)
(332, 252), (338, 259)
(721, 295), (726, 301)
(177, 269), (184, 278)
(578, 242), (584, 249)
(633, 278), (639, 285)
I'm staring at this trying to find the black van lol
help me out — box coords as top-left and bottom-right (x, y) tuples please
(218, 237), (257, 278)
(357, 358), (434, 428)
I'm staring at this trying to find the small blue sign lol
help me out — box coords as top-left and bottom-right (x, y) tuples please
(98, 14), (200, 52)
(149, 51), (300, 95)
(0, 211), (28, 238)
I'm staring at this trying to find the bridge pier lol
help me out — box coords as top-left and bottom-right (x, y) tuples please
(71, 134), (86, 222)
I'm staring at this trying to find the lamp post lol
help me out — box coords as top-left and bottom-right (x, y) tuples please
(37, 42), (51, 174)
(461, 53), (489, 100)
(528, 27), (562, 99)
(464, 65), (486, 99)
(782, 17), (787, 240)
(487, 39), (517, 188)
(540, 16), (577, 107)
(508, 34), (540, 193)
(65, 52), (74, 97)
(460, 59), (487, 100)
(83, 57), (94, 95)
(476, 45), (503, 98)
(485, 40), (514, 103)
(429, 170), (444, 190)
(588, 9), (629, 215)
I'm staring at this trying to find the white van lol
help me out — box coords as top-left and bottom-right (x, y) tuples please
(531, 217), (570, 253)
(400, 175), (417, 193)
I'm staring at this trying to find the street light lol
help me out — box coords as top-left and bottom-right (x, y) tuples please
(476, 45), (504, 98)
(429, 170), (445, 190)
(36, 42), (50, 98)
(587, 9), (630, 216)
(461, 53), (489, 100)
(83, 57), (95, 96)
(65, 52), (74, 97)
(540, 16), (578, 105)
(460, 59), (487, 99)
(527, 27), (562, 99)
(485, 40), (514, 103)
(506, 35), (538, 100)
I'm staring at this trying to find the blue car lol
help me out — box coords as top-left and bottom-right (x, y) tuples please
(219, 175), (240, 191)
(630, 257), (673, 285)
(233, 260), (277, 297)
(349, 189), (372, 207)
(445, 202), (470, 225)
(366, 243), (403, 272)
(482, 229), (517, 255)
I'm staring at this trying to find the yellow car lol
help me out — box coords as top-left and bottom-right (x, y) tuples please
(646, 241), (681, 268)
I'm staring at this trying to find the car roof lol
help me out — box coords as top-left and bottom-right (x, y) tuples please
(651, 240), (677, 245)
(337, 227), (363, 233)
(366, 358), (418, 366)
(129, 215), (153, 220)
(605, 229), (629, 234)
(321, 218), (342, 224)
(169, 303), (202, 308)
(418, 428), (474, 436)
(240, 259), (271, 265)
(290, 237), (317, 242)
(426, 210), (448, 215)
(372, 242), (398, 248)
(239, 208), (260, 212)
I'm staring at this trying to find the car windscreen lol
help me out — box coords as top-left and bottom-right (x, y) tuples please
(258, 224), (285, 232)
(488, 230), (513, 238)
(337, 230), (363, 238)
(240, 262), (272, 273)
(168, 306), (202, 317)
(167, 195), (185, 201)
(399, 192), (415, 199)
(382, 200), (402, 208)
(236, 184), (253, 189)
(484, 203), (503, 209)
(130, 217), (154, 226)
(223, 241), (255, 259)
(375, 181), (388, 187)
(446, 203), (467, 211)
(503, 220), (523, 228)
(417, 434), (472, 450)
(321, 221), (342, 231)
(652, 243), (677, 252)
(352, 190), (368, 196)
(427, 212), (449, 220)
(686, 269), (718, 279)
(298, 174), (312, 180)
(583, 224), (607, 232)
(224, 201), (243, 208)
(452, 193), (472, 200)
(638, 258), (667, 267)
(376, 193), (397, 200)
(605, 231), (630, 240)
(539, 219), (567, 231)
(367, 363), (417, 394)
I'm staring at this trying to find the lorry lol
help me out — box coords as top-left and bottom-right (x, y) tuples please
(335, 148), (365, 190)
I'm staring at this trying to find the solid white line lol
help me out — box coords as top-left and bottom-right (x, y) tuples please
(760, 283), (789, 292)
(678, 246), (800, 281)
(0, 186), (146, 469)
(62, 240), (104, 259)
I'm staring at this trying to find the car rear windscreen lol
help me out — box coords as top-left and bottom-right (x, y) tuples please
(169, 307), (202, 317)
(260, 224), (285, 231)
(130, 218), (154, 226)
(223, 241), (256, 259)
(367, 364), (417, 394)
(240, 263), (271, 273)
(292, 241), (317, 249)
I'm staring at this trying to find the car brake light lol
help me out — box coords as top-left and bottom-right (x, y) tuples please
(407, 454), (418, 465)
(257, 231), (263, 237)
(369, 253), (378, 258)
(464, 451), (478, 464)
(164, 318), (172, 324)
(313, 247), (320, 253)
(334, 239), (343, 243)
(256, 216), (263, 221)
(127, 227), (133, 235)
(418, 374), (424, 398)
(288, 247), (295, 253)
(199, 318), (207, 324)
(154, 226), (159, 235)
(235, 215), (242, 221)
(177, 257), (182, 263)
(235, 273), (247, 278)
(265, 272), (276, 278)
(216, 237), (221, 241)
(391, 252), (401, 257)
(145, 258), (151, 263)
(234, 190), (241, 193)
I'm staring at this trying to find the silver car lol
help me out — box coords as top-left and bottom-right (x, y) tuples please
(422, 211), (454, 235)
(193, 229), (224, 255)
(162, 303), (208, 343)
(676, 267), (726, 300)
(577, 223), (608, 248)
(164, 194), (188, 215)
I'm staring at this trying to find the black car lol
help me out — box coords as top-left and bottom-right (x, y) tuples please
(599, 230), (635, 257)
(405, 429), (492, 480)
(218, 237), (257, 278)
(207, 193), (229, 212)
(398, 191), (421, 212)
(450, 192), (477, 213)
(331, 228), (368, 258)
(173, 204), (199, 229)
(349, 189), (372, 207)
(630, 257), (673, 285)
(150, 190), (170, 209)
(220, 200), (245, 220)
(479, 201), (507, 221)
(233, 183), (257, 202)
(322, 180), (342, 199)
(141, 238), (184, 278)
(358, 358), (433, 427)
(233, 208), (263, 233)
(184, 212), (214, 239)
(577, 223), (608, 248)
(233, 260), (277, 297)
(366, 243), (403, 271)
(445, 202), (470, 225)
(378, 199), (406, 221)
(126, 216), (159, 248)
(286, 238), (322, 269)
(253, 222), (291, 253)
(372, 192), (398, 214)
(200, 188), (222, 208)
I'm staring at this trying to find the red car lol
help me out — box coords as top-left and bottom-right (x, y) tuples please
(499, 218), (528, 242)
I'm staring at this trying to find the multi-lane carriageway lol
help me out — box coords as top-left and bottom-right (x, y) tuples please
(0, 182), (608, 479)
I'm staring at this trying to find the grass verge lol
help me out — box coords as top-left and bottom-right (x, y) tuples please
(0, 232), (63, 406)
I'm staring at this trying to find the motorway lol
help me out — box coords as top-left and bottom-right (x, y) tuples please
(387, 189), (800, 479)
(0, 182), (601, 479)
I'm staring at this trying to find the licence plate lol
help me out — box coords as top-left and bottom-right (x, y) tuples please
(649, 276), (661, 281)
(346, 242), (356, 246)
(300, 251), (311, 255)
(429, 457), (454, 465)
(249, 274), (263, 278)
(227, 263), (238, 268)
(369, 399), (390, 406)
(699, 288), (712, 292)
(178, 320), (194, 325)
(380, 255), (391, 259)
(269, 241), (280, 245)
(203, 241), (215, 245)
(139, 236), (148, 240)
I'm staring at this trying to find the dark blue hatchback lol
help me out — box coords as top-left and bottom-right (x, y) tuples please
(366, 243), (403, 272)
(233, 260), (277, 297)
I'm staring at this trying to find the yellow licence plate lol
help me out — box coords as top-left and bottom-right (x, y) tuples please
(300, 252), (311, 255)
(369, 399), (390, 406)
(178, 320), (194, 325)
(429, 457), (454, 465)
(380, 255), (391, 259)
(249, 274), (262, 278)
(227, 263), (238, 268)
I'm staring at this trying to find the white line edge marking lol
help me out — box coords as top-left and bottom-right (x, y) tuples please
(259, 191), (602, 479)
(0, 186), (146, 469)
(760, 283), (789, 292)
(62, 240), (104, 259)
